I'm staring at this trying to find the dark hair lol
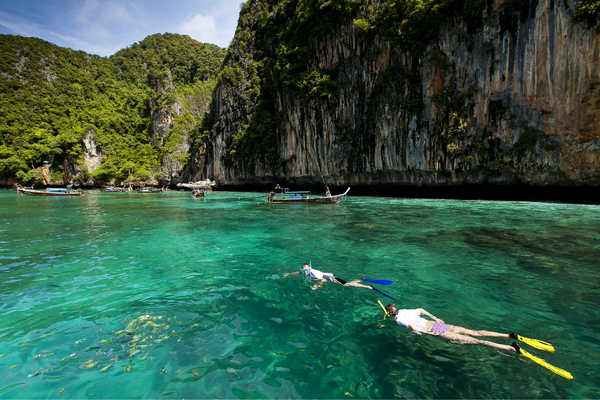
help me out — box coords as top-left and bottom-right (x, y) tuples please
(385, 304), (397, 314)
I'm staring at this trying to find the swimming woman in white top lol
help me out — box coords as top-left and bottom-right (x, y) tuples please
(385, 304), (519, 353)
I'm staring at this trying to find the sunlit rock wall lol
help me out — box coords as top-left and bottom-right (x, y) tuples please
(193, 0), (600, 187)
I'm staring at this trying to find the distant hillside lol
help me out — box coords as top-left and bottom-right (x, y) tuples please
(0, 33), (226, 186)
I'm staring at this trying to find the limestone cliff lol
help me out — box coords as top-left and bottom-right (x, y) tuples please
(111, 34), (226, 186)
(152, 75), (217, 185)
(190, 0), (600, 188)
(82, 130), (102, 182)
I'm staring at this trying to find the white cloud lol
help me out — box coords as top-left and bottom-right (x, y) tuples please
(178, 13), (221, 46)
(0, 23), (14, 34)
(72, 0), (137, 52)
(75, 0), (133, 29)
(0, 1), (242, 55)
(0, 5), (132, 56)
(75, 0), (132, 26)
(0, 9), (112, 54)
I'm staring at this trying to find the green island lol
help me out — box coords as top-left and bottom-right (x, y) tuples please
(0, 33), (225, 186)
(0, 0), (599, 399)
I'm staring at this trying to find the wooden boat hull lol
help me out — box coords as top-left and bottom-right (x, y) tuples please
(269, 197), (342, 204)
(268, 188), (349, 204)
(17, 187), (83, 196)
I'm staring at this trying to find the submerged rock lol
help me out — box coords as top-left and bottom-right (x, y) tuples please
(116, 314), (172, 359)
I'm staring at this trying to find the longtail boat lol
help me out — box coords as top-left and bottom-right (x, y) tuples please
(16, 185), (83, 196)
(267, 187), (350, 204)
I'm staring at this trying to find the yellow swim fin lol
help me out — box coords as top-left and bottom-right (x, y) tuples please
(514, 334), (556, 353)
(518, 348), (573, 380)
(377, 299), (389, 318)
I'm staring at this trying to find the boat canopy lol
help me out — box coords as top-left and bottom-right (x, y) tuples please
(177, 179), (216, 189)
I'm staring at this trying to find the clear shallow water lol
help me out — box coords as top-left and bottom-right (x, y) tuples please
(0, 190), (599, 398)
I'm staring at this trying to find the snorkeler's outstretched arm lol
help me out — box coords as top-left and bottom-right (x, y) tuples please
(282, 271), (301, 278)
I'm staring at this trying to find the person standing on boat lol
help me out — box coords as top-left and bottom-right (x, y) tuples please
(384, 304), (519, 353)
(285, 263), (373, 290)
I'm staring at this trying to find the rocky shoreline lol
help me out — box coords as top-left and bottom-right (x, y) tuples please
(3, 180), (599, 203)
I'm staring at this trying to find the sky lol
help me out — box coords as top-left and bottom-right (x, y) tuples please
(0, 0), (242, 55)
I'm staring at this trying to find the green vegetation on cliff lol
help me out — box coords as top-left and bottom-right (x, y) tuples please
(574, 0), (600, 30)
(112, 33), (224, 86)
(0, 33), (225, 185)
(255, 0), (490, 90)
(203, 0), (493, 172)
(198, 0), (600, 185)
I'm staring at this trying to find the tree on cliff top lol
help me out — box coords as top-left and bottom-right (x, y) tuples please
(111, 33), (226, 86)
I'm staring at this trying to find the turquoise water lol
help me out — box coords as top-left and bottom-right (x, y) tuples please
(0, 190), (599, 398)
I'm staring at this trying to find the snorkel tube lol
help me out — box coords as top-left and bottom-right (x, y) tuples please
(377, 299), (390, 318)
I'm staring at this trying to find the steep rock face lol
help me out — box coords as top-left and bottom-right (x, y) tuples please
(149, 71), (177, 147)
(151, 77), (217, 185)
(111, 35), (227, 186)
(148, 70), (184, 184)
(194, 0), (600, 187)
(82, 130), (102, 175)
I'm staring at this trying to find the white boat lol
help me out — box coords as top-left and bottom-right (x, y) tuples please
(177, 179), (216, 190)
(16, 185), (83, 196)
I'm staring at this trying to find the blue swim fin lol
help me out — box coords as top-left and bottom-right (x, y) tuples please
(362, 277), (394, 286)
